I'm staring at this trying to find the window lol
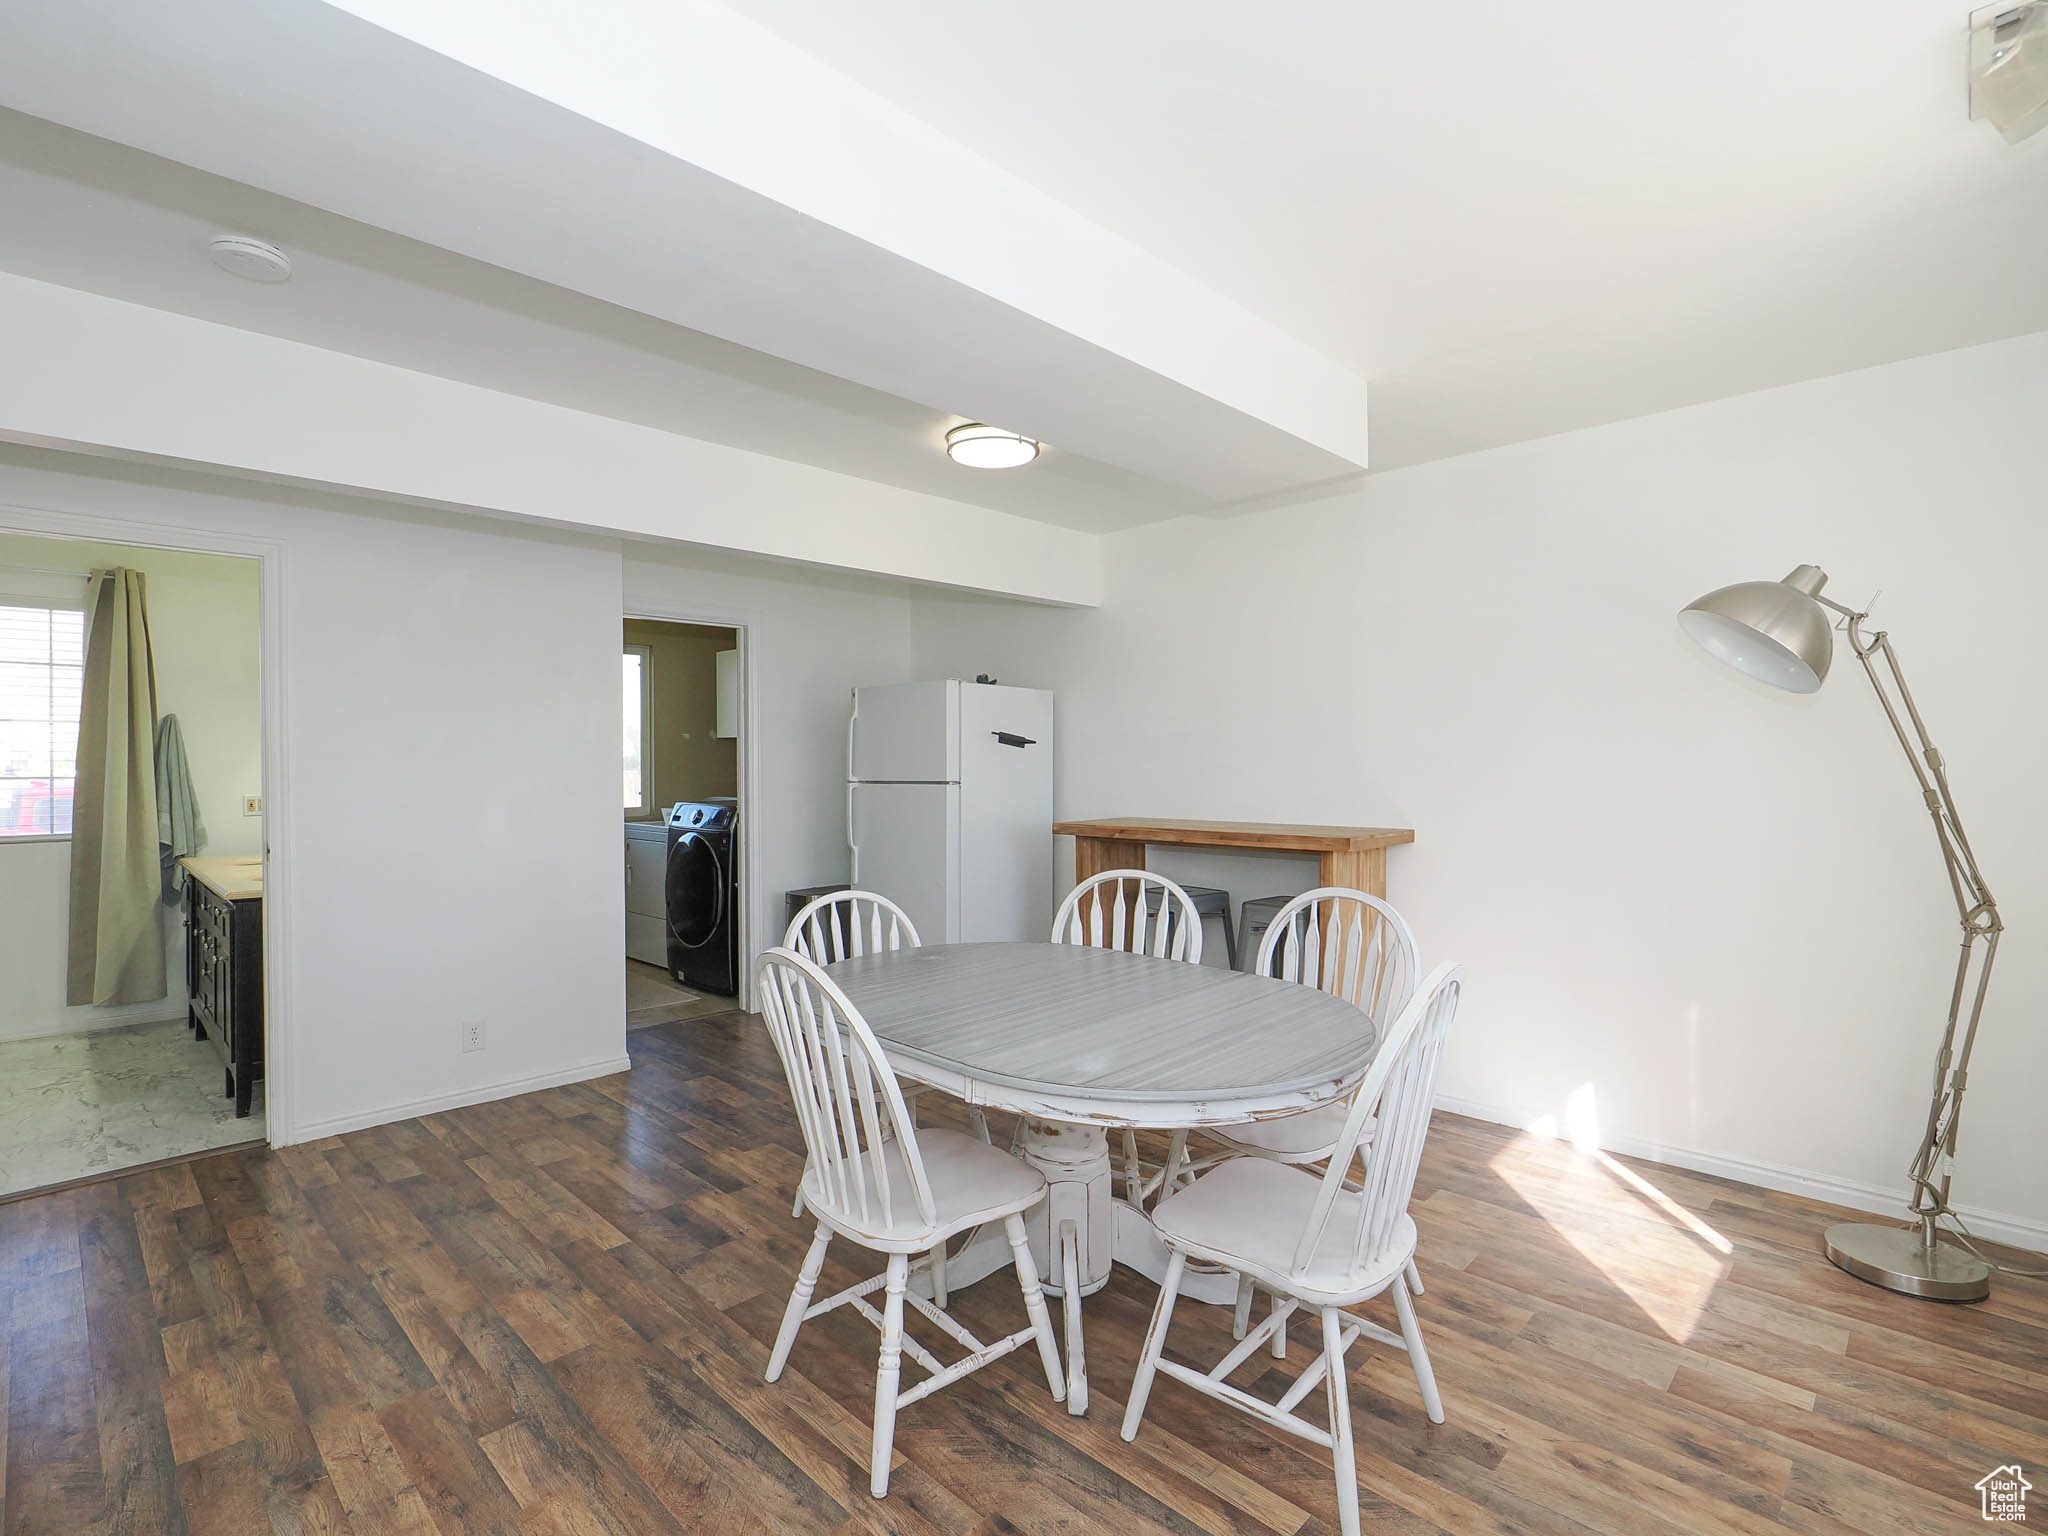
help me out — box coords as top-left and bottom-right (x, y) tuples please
(623, 643), (652, 816)
(0, 601), (84, 838)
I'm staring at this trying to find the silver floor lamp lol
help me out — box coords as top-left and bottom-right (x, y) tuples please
(1678, 565), (1999, 1301)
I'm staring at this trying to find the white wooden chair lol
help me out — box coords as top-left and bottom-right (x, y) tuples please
(1050, 869), (1202, 1207)
(1195, 887), (1424, 1312)
(1051, 868), (1203, 962)
(1211, 888), (1418, 1167)
(1119, 963), (1463, 1536)
(785, 889), (920, 966)
(783, 889), (985, 1298)
(755, 947), (1066, 1497)
(786, 890), (928, 1199)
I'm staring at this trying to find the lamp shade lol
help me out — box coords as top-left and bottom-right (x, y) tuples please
(1677, 564), (1834, 693)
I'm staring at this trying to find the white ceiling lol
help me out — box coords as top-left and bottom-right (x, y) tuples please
(1, 0), (2041, 542)
(0, 0), (1374, 534)
(0, 110), (1186, 534)
(733, 0), (2048, 469)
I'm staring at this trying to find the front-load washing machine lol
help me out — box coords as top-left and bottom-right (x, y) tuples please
(665, 800), (739, 995)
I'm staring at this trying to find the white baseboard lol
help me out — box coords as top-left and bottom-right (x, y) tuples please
(284, 1052), (634, 1145)
(1434, 1093), (2048, 1259)
(0, 1001), (189, 1043)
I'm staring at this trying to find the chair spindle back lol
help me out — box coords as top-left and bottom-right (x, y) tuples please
(1051, 869), (1203, 963)
(1256, 886), (1417, 1025)
(1291, 963), (1462, 1283)
(754, 947), (934, 1235)
(786, 889), (921, 965)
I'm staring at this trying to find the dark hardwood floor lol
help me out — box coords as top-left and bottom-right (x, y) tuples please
(3, 1009), (2043, 1535)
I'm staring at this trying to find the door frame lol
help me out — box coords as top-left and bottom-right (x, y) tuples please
(0, 498), (296, 1143)
(620, 602), (758, 1012)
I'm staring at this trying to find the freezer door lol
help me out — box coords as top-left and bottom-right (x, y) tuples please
(849, 781), (961, 943)
(958, 685), (1055, 941)
(849, 680), (959, 783)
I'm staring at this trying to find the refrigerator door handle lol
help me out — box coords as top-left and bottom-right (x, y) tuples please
(846, 692), (859, 783)
(846, 781), (859, 883)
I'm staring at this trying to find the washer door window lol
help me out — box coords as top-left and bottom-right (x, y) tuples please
(666, 831), (726, 949)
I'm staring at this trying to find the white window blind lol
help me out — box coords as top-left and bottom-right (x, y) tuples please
(0, 601), (85, 837)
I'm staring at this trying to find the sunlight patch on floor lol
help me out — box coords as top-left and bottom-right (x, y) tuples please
(1493, 1083), (1732, 1342)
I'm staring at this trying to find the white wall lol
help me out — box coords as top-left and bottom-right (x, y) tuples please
(0, 445), (931, 1139)
(0, 535), (262, 1041)
(0, 447), (628, 1140)
(624, 545), (915, 990)
(910, 329), (2048, 1247)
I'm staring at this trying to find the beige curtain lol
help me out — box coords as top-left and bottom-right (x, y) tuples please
(67, 568), (165, 1006)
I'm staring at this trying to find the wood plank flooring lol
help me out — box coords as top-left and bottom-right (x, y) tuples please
(3, 1009), (2042, 1535)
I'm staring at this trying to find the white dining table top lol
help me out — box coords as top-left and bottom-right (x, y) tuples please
(822, 941), (1377, 1125)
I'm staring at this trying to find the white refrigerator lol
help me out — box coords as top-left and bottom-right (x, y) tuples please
(847, 679), (1054, 943)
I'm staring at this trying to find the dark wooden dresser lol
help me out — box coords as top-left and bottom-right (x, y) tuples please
(181, 855), (264, 1117)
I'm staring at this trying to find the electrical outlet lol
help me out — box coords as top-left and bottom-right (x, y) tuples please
(461, 1020), (486, 1054)
(242, 795), (263, 817)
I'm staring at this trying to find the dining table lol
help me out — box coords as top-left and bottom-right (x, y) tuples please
(823, 940), (1379, 1415)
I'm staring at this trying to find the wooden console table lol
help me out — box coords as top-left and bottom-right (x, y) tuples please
(1052, 818), (1414, 898)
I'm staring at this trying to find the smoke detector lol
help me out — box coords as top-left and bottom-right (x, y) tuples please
(1971, 1), (2048, 143)
(207, 234), (293, 283)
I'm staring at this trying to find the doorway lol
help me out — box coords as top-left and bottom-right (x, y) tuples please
(622, 617), (745, 1030)
(0, 528), (267, 1200)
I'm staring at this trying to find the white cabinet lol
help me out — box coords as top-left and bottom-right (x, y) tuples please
(715, 648), (740, 739)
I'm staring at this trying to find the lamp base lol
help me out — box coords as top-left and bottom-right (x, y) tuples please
(1824, 1222), (1990, 1302)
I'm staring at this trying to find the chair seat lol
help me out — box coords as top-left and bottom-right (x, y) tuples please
(1210, 1103), (1372, 1161)
(1152, 1157), (1414, 1304)
(802, 1128), (1045, 1251)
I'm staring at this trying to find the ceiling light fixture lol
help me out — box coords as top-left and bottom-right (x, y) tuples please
(945, 422), (1040, 469)
(1971, 1), (2048, 143)
(207, 234), (293, 283)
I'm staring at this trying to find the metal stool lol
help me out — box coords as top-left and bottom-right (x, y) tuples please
(1167, 885), (1237, 969)
(784, 884), (852, 934)
(1236, 894), (1292, 972)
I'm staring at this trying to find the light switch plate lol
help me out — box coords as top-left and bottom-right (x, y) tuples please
(243, 795), (263, 817)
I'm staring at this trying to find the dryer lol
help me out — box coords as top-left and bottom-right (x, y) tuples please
(624, 821), (669, 966)
(666, 800), (739, 996)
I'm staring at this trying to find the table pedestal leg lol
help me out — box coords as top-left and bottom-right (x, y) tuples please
(905, 1116), (1113, 1307)
(1017, 1117), (1114, 1298)
(903, 1111), (1238, 1417)
(1020, 1118), (1110, 1417)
